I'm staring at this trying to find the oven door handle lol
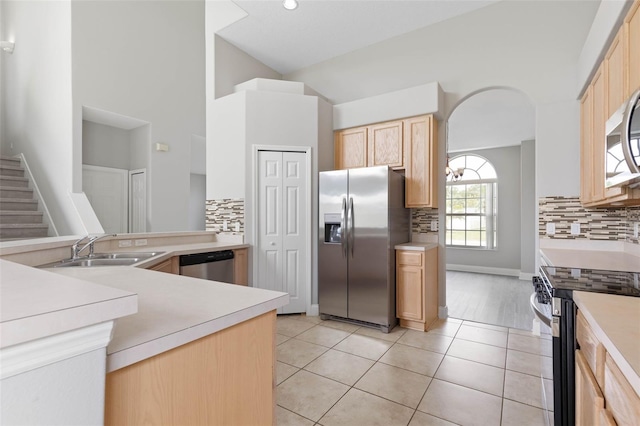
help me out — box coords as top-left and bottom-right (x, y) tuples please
(530, 293), (552, 328)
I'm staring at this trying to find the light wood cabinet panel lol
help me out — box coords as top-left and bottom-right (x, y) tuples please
(396, 264), (423, 321)
(105, 311), (276, 426)
(598, 407), (617, 426)
(405, 115), (438, 208)
(147, 256), (179, 274)
(580, 1), (640, 207)
(576, 349), (606, 426)
(576, 310), (606, 388)
(604, 353), (640, 426)
(335, 127), (367, 170)
(605, 28), (626, 117)
(368, 120), (404, 169)
(626, 0), (640, 95)
(581, 87), (594, 204)
(396, 248), (438, 331)
(592, 65), (607, 202)
(233, 248), (248, 286)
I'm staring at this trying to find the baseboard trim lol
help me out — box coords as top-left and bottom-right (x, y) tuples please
(438, 305), (448, 319)
(519, 272), (535, 281)
(446, 264), (520, 277)
(307, 304), (319, 316)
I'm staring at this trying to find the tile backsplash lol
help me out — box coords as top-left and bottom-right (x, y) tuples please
(412, 208), (439, 235)
(205, 198), (244, 234)
(539, 196), (639, 244)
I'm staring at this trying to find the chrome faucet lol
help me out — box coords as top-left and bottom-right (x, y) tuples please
(70, 234), (117, 259)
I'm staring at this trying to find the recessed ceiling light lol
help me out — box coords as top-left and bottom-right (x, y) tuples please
(283, 0), (298, 11)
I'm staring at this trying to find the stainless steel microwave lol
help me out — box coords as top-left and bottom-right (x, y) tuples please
(605, 88), (640, 188)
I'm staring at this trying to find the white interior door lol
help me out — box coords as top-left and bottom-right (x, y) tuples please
(257, 150), (308, 314)
(129, 169), (146, 233)
(82, 165), (128, 233)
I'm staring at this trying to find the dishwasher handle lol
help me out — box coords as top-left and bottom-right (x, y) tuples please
(179, 250), (234, 267)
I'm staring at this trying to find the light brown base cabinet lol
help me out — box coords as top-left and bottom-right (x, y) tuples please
(147, 256), (179, 274)
(576, 310), (640, 425)
(396, 247), (438, 331)
(105, 310), (276, 426)
(233, 248), (248, 286)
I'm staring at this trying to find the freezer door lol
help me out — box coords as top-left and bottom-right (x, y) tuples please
(318, 170), (349, 318)
(347, 166), (392, 326)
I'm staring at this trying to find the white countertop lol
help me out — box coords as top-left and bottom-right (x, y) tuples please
(52, 266), (288, 372)
(1, 235), (288, 372)
(573, 291), (640, 396)
(0, 259), (138, 348)
(395, 242), (439, 251)
(131, 241), (249, 269)
(540, 248), (640, 273)
(539, 239), (640, 273)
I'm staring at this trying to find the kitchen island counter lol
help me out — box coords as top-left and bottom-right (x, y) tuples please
(50, 265), (288, 372)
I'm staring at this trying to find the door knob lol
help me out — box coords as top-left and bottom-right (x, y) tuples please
(270, 242), (276, 246)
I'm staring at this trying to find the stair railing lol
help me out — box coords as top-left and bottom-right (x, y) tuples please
(15, 153), (59, 237)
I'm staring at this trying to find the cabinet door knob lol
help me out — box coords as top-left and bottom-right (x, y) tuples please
(270, 242), (276, 246)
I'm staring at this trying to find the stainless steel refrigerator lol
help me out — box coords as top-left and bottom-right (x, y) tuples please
(318, 166), (410, 332)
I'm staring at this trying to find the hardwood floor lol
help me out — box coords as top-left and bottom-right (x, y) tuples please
(446, 271), (547, 331)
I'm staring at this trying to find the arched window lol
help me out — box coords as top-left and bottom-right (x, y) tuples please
(445, 154), (497, 249)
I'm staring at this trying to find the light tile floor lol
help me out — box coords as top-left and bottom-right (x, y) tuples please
(276, 315), (553, 426)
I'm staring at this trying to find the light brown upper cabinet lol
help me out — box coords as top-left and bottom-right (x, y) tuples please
(367, 120), (404, 169)
(580, 86), (594, 204)
(335, 120), (404, 170)
(334, 114), (438, 208)
(591, 64), (606, 203)
(580, 0), (640, 207)
(605, 28), (626, 117)
(626, 0), (640, 96)
(405, 115), (438, 208)
(334, 126), (368, 169)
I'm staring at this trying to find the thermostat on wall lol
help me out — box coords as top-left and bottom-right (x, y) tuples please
(155, 143), (169, 152)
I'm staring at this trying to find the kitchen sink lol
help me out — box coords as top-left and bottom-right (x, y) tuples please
(38, 252), (164, 268)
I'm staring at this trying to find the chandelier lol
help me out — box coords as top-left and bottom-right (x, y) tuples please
(445, 122), (464, 182)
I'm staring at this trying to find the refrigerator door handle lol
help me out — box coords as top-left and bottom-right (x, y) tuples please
(348, 197), (355, 257)
(341, 197), (347, 258)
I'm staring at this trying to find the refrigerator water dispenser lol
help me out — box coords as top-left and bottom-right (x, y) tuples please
(324, 213), (342, 244)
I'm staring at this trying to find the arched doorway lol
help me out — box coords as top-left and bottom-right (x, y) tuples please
(444, 88), (537, 330)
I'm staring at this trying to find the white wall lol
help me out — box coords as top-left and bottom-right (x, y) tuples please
(285, 0), (600, 198)
(189, 173), (206, 231)
(208, 87), (333, 305)
(521, 139), (536, 276)
(1, 348), (107, 425)
(446, 146), (522, 271)
(71, 0), (205, 232)
(82, 121), (131, 170)
(577, 0), (634, 97)
(207, 92), (247, 200)
(0, 0), (86, 235)
(214, 35), (281, 99)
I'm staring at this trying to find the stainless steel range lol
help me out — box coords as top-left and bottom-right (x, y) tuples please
(531, 266), (640, 426)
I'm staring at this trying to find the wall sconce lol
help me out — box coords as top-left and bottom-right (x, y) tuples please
(283, 0), (298, 10)
(1, 41), (15, 54)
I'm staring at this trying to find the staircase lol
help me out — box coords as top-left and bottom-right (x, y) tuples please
(0, 156), (49, 241)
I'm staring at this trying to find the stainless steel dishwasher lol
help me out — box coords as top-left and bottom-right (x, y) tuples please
(179, 250), (235, 283)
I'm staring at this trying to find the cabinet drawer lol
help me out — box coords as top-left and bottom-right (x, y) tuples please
(576, 310), (606, 387)
(604, 353), (640, 425)
(397, 251), (423, 266)
(576, 349), (605, 426)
